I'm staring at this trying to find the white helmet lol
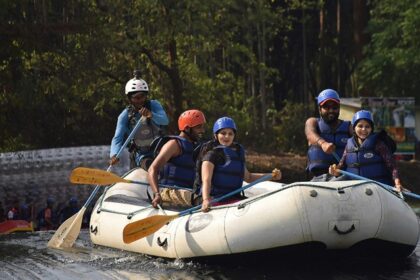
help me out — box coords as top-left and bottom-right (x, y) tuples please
(125, 78), (149, 95)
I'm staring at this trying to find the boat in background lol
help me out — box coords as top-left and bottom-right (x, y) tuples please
(0, 220), (33, 234)
(89, 168), (420, 260)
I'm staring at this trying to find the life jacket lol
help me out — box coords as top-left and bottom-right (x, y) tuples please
(59, 206), (79, 222)
(127, 103), (164, 153)
(210, 144), (245, 197)
(307, 118), (351, 174)
(20, 203), (33, 221)
(345, 133), (393, 185)
(37, 207), (54, 230)
(158, 136), (196, 189)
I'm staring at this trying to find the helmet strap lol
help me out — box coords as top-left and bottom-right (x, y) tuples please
(183, 128), (194, 141)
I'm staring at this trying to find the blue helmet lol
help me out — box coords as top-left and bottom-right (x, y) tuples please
(317, 89), (340, 106)
(213, 117), (237, 134)
(352, 110), (374, 128)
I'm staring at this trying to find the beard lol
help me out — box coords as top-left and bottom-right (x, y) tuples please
(184, 128), (203, 143)
(321, 111), (339, 124)
(192, 132), (204, 142)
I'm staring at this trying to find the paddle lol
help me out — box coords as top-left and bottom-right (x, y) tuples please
(122, 173), (273, 244)
(48, 119), (143, 249)
(70, 167), (146, 186)
(69, 167), (190, 190)
(331, 151), (419, 200)
(337, 169), (420, 200)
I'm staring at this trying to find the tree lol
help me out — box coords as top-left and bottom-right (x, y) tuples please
(357, 0), (420, 98)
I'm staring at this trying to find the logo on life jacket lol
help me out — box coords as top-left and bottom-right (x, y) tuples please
(140, 128), (151, 135)
(364, 152), (374, 159)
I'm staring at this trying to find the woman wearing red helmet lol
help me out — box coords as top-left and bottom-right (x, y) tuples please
(147, 109), (206, 208)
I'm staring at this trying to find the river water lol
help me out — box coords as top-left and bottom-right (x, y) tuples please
(1, 224), (420, 279)
(2, 147), (420, 279)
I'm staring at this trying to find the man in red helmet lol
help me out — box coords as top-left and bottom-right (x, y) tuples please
(147, 109), (206, 208)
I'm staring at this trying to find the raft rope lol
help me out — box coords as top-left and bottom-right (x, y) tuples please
(237, 180), (401, 209)
(94, 184), (156, 219)
(94, 177), (402, 218)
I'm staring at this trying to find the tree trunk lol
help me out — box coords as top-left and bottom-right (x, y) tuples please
(167, 39), (184, 124)
(336, 0), (342, 93)
(353, 0), (369, 96)
(319, 4), (326, 91)
(302, 6), (309, 104)
(353, 0), (368, 63)
(257, 21), (267, 130)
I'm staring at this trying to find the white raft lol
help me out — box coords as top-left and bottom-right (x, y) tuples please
(90, 168), (419, 259)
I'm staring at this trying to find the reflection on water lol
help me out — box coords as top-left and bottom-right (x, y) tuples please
(1, 228), (420, 280)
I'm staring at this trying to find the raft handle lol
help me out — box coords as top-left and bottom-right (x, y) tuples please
(90, 225), (98, 235)
(237, 204), (245, 209)
(334, 224), (355, 235)
(157, 237), (168, 247)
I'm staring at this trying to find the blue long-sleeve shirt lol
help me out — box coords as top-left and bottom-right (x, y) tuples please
(110, 100), (169, 157)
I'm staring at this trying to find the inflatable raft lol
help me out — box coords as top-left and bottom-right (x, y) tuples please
(0, 220), (33, 234)
(89, 168), (419, 259)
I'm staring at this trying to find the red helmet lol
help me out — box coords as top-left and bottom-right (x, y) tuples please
(178, 109), (206, 131)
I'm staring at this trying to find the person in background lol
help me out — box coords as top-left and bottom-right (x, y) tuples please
(0, 201), (5, 222)
(36, 197), (55, 230)
(148, 109), (206, 208)
(329, 110), (404, 192)
(7, 199), (20, 220)
(305, 89), (352, 177)
(20, 197), (34, 222)
(110, 70), (169, 170)
(58, 197), (79, 224)
(195, 117), (282, 212)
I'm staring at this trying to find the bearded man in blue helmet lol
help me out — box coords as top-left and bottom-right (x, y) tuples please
(305, 89), (353, 177)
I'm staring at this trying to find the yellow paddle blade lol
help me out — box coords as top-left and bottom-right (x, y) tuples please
(123, 214), (179, 244)
(47, 208), (85, 249)
(70, 167), (129, 185)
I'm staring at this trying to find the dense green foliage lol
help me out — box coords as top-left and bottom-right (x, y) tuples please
(1, 0), (419, 154)
(357, 0), (420, 97)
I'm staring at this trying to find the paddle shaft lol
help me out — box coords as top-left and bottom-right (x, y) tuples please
(82, 120), (143, 208)
(122, 173), (273, 243)
(332, 152), (400, 194)
(104, 176), (190, 190)
(333, 152), (419, 199)
(178, 173), (272, 217)
(125, 179), (190, 191)
(337, 169), (420, 200)
(71, 167), (191, 191)
(49, 109), (144, 248)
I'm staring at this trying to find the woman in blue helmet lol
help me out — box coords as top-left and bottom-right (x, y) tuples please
(196, 117), (281, 212)
(329, 110), (403, 191)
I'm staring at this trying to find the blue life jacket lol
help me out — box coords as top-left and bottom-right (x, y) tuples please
(211, 144), (245, 197)
(307, 118), (351, 174)
(159, 136), (195, 189)
(345, 133), (393, 185)
(20, 204), (32, 221)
